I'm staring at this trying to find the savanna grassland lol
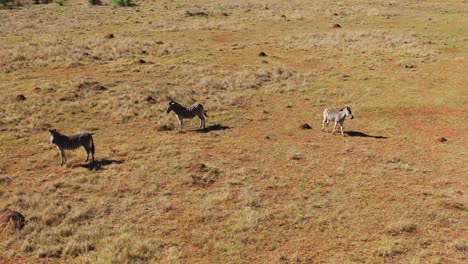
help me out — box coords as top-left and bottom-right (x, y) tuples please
(0, 0), (467, 263)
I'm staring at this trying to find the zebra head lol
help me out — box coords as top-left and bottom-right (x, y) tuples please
(48, 129), (58, 143)
(167, 100), (177, 113)
(345, 107), (354, 119)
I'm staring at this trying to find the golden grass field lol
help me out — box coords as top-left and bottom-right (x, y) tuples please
(0, 0), (467, 263)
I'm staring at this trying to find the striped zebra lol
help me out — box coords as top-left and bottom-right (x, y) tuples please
(167, 100), (208, 130)
(49, 129), (95, 166)
(322, 107), (354, 136)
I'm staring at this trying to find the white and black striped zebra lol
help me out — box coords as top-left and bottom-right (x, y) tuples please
(49, 129), (95, 166)
(166, 101), (208, 130)
(322, 106), (354, 136)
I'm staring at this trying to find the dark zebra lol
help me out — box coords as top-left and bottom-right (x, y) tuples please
(322, 106), (354, 136)
(166, 101), (208, 130)
(49, 129), (95, 166)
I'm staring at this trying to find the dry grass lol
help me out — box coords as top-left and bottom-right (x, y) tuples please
(0, 0), (467, 263)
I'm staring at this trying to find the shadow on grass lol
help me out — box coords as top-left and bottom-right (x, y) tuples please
(73, 159), (124, 171)
(345, 131), (389, 139)
(196, 124), (231, 133)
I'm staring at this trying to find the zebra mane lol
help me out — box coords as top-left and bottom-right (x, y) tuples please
(169, 100), (183, 107)
(339, 106), (352, 112)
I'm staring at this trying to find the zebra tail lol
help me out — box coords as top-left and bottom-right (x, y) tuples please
(204, 110), (208, 117)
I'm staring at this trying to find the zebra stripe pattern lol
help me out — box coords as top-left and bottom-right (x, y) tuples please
(166, 100), (208, 130)
(322, 106), (354, 136)
(49, 129), (95, 166)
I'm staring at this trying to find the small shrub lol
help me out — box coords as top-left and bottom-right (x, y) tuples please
(88, 0), (101, 5)
(33, 0), (52, 4)
(0, 0), (18, 8)
(112, 0), (131, 6)
(53, 0), (63, 5)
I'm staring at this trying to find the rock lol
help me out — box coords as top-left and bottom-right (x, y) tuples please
(300, 123), (312, 130)
(332, 24), (342, 28)
(143, 95), (156, 104)
(0, 209), (26, 231)
(137, 59), (146, 64)
(258, 51), (268, 57)
(104, 33), (114, 39)
(15, 94), (26, 102)
(437, 137), (447, 143)
(222, 12), (229, 16)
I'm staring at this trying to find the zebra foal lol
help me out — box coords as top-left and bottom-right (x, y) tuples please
(322, 107), (354, 136)
(166, 100), (208, 130)
(49, 129), (95, 166)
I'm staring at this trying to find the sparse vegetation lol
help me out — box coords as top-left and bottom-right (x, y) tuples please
(112, 0), (131, 7)
(88, 0), (101, 5)
(0, 0), (17, 8)
(0, 0), (466, 263)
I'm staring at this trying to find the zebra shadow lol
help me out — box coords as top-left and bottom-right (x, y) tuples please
(196, 124), (231, 133)
(344, 131), (389, 139)
(74, 159), (124, 171)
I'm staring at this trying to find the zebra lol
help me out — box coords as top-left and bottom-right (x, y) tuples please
(322, 106), (354, 136)
(166, 100), (208, 130)
(48, 129), (95, 166)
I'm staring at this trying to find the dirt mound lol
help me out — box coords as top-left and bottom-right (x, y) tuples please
(104, 33), (114, 39)
(0, 209), (26, 231)
(190, 163), (207, 173)
(77, 81), (107, 91)
(332, 23), (342, 28)
(189, 163), (220, 186)
(15, 94), (26, 102)
(300, 123), (312, 130)
(137, 59), (146, 64)
(258, 51), (268, 57)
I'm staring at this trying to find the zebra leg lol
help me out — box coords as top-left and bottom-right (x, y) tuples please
(332, 122), (338, 135)
(83, 145), (90, 162)
(322, 117), (326, 132)
(324, 120), (330, 132)
(199, 115), (205, 129)
(91, 140), (95, 163)
(340, 123), (344, 136)
(177, 116), (183, 130)
(60, 149), (66, 166)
